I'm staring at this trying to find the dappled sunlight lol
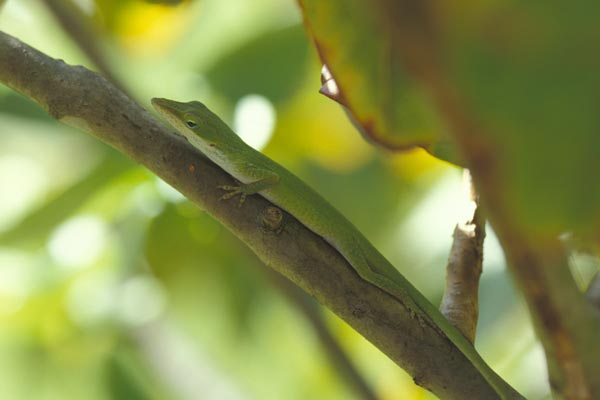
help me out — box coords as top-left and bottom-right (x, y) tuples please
(233, 94), (275, 151)
(269, 78), (374, 173)
(136, 319), (249, 400)
(393, 171), (465, 276)
(115, 275), (167, 327)
(0, 155), (47, 232)
(114, 1), (193, 57)
(47, 215), (109, 272)
(155, 177), (186, 203)
(72, 0), (95, 16)
(129, 182), (166, 218)
(66, 268), (117, 327)
(0, 249), (34, 315)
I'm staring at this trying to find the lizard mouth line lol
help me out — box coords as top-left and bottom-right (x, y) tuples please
(151, 97), (178, 113)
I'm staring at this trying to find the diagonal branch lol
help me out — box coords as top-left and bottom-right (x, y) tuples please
(0, 30), (516, 400)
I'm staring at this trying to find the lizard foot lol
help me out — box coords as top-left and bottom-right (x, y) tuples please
(218, 185), (247, 207)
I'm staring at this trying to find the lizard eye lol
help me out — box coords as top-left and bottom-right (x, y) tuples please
(185, 120), (197, 128)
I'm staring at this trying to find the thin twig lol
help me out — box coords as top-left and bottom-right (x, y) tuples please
(440, 169), (485, 343)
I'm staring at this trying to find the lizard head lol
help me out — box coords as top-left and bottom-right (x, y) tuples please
(151, 98), (238, 152)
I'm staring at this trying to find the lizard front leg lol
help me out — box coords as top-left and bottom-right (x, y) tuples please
(219, 171), (280, 206)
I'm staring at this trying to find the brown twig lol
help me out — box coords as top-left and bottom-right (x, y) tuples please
(440, 169), (485, 344)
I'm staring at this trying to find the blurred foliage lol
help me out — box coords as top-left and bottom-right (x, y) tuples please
(298, 0), (452, 158)
(144, 0), (188, 5)
(0, 0), (566, 399)
(205, 25), (308, 104)
(443, 1), (600, 237)
(300, 0), (600, 240)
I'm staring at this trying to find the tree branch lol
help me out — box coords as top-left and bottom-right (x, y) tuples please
(0, 30), (514, 399)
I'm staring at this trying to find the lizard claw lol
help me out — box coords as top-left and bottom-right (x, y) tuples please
(218, 185), (247, 207)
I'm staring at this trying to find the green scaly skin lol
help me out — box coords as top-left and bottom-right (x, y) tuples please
(151, 98), (523, 400)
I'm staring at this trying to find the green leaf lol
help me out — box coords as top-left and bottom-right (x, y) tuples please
(205, 25), (309, 104)
(298, 0), (456, 161)
(441, 1), (600, 236)
(300, 1), (600, 236)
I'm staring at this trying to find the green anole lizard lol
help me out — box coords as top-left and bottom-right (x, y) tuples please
(151, 98), (523, 400)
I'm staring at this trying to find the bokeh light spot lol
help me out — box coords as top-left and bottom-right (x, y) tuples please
(116, 275), (167, 327)
(47, 215), (109, 271)
(233, 94), (276, 151)
(0, 155), (47, 232)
